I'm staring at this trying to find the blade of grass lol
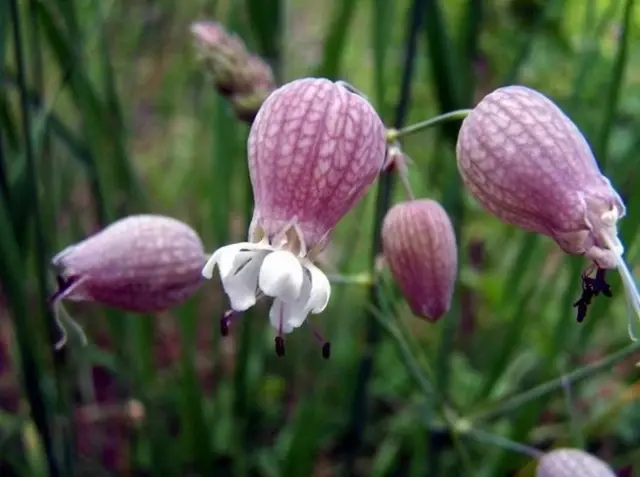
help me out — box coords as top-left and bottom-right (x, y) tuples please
(93, 0), (146, 210)
(423, 0), (463, 142)
(501, 0), (563, 84)
(0, 1), (12, 207)
(280, 393), (327, 477)
(245, 0), (283, 81)
(370, 0), (394, 117)
(175, 300), (214, 475)
(343, 1), (425, 473)
(457, 0), (483, 103)
(0, 179), (58, 476)
(467, 340), (640, 423)
(593, 0), (634, 169)
(9, 1), (75, 474)
(567, 0), (620, 114)
(314, 0), (361, 79)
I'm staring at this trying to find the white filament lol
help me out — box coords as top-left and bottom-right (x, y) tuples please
(50, 276), (90, 350)
(600, 231), (640, 341)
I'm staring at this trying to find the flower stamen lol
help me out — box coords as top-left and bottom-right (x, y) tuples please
(309, 323), (331, 359)
(47, 274), (89, 350)
(220, 309), (242, 336)
(275, 306), (286, 357)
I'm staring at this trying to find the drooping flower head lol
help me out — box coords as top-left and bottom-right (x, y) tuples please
(50, 214), (206, 348)
(203, 78), (387, 357)
(536, 448), (616, 477)
(456, 85), (640, 338)
(382, 199), (458, 321)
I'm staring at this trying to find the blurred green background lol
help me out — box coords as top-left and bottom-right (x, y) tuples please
(2, 0), (640, 475)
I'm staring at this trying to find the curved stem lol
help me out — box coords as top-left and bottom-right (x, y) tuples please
(386, 109), (473, 142)
(467, 340), (640, 423)
(326, 273), (373, 285)
(396, 166), (415, 200)
(462, 427), (544, 459)
(368, 297), (474, 473)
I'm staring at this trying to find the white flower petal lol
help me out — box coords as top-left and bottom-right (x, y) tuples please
(224, 250), (272, 311)
(281, 273), (313, 329)
(269, 299), (296, 334)
(258, 251), (304, 303)
(270, 264), (332, 333)
(203, 241), (273, 279)
(304, 262), (331, 314)
(202, 243), (242, 279)
(202, 242), (273, 311)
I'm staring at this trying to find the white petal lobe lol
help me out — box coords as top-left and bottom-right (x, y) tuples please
(222, 252), (264, 311)
(259, 251), (304, 302)
(269, 299), (298, 334)
(305, 262), (331, 314)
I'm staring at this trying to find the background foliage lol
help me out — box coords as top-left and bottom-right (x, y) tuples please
(1, 0), (640, 475)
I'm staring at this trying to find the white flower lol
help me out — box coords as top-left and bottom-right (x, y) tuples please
(202, 234), (331, 336)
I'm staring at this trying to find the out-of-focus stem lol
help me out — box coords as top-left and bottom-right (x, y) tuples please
(327, 273), (374, 285)
(386, 109), (473, 142)
(467, 340), (640, 423)
(343, 0), (425, 474)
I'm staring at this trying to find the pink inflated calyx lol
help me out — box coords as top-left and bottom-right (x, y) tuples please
(51, 215), (206, 313)
(456, 85), (640, 339)
(203, 78), (387, 359)
(536, 448), (616, 477)
(248, 77), (387, 255)
(49, 214), (206, 350)
(381, 199), (458, 322)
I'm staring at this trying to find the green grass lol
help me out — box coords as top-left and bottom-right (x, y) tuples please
(2, 0), (640, 475)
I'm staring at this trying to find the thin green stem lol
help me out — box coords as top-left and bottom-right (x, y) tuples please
(558, 360), (585, 449)
(594, 0), (634, 168)
(8, 0), (69, 474)
(468, 341), (640, 423)
(387, 109), (472, 142)
(462, 427), (543, 460)
(368, 299), (475, 473)
(326, 273), (373, 285)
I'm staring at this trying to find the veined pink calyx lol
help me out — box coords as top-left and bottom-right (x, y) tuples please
(536, 448), (616, 477)
(203, 77), (387, 357)
(49, 214), (207, 349)
(456, 85), (640, 339)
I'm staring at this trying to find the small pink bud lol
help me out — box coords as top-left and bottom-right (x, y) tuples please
(381, 199), (458, 321)
(248, 78), (387, 252)
(536, 449), (616, 477)
(190, 21), (276, 122)
(50, 214), (206, 314)
(456, 85), (640, 338)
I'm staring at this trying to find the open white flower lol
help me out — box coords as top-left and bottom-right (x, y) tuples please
(202, 221), (331, 356)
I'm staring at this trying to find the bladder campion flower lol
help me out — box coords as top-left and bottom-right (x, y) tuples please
(202, 77), (387, 357)
(381, 199), (457, 321)
(536, 448), (616, 477)
(456, 85), (640, 339)
(50, 215), (206, 348)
